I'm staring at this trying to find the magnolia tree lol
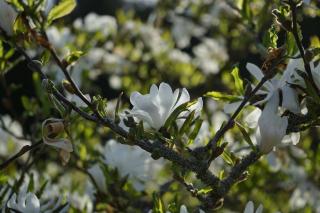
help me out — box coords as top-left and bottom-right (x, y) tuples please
(0, 0), (320, 212)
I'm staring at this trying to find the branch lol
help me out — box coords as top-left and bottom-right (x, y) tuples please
(41, 31), (106, 122)
(289, 0), (320, 96)
(0, 140), (43, 171)
(205, 77), (268, 162)
(206, 151), (261, 208)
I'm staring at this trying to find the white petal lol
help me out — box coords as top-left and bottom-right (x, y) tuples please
(25, 193), (40, 213)
(44, 137), (73, 152)
(157, 82), (175, 118)
(281, 86), (300, 113)
(246, 63), (264, 82)
(173, 88), (190, 110)
(130, 91), (142, 106)
(255, 204), (263, 213)
(0, 0), (18, 35)
(7, 193), (18, 209)
(244, 201), (254, 213)
(267, 152), (281, 172)
(244, 108), (261, 128)
(180, 205), (189, 213)
(150, 84), (159, 97)
(246, 63), (274, 91)
(223, 100), (243, 114)
(88, 164), (107, 193)
(258, 93), (288, 154)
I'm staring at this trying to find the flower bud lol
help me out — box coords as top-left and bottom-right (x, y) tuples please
(42, 118), (73, 164)
(62, 79), (76, 94)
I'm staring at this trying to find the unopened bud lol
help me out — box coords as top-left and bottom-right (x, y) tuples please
(62, 80), (76, 94)
(46, 120), (65, 138)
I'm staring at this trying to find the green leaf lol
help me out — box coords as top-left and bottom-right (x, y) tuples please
(235, 121), (255, 150)
(241, 0), (252, 20)
(231, 67), (244, 94)
(188, 118), (203, 145)
(47, 0), (76, 24)
(263, 25), (278, 49)
(286, 32), (298, 57)
(152, 193), (165, 213)
(65, 50), (85, 65)
(205, 91), (242, 102)
(222, 150), (234, 166)
(179, 110), (195, 136)
(164, 99), (197, 129)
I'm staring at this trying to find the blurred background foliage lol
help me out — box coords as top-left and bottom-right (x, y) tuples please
(0, 0), (320, 212)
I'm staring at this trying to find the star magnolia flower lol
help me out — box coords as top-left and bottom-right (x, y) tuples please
(7, 192), (68, 213)
(42, 118), (73, 165)
(243, 201), (263, 213)
(103, 139), (162, 191)
(0, 0), (18, 35)
(257, 93), (288, 154)
(286, 57), (320, 90)
(130, 82), (202, 130)
(88, 164), (107, 193)
(246, 63), (300, 113)
(0, 0), (55, 36)
(245, 108), (300, 146)
(7, 192), (40, 213)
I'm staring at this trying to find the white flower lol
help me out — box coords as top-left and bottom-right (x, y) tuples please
(245, 107), (300, 147)
(103, 139), (162, 191)
(246, 63), (300, 113)
(171, 15), (205, 48)
(74, 13), (117, 36)
(257, 93), (288, 154)
(287, 57), (320, 90)
(0, 0), (18, 35)
(42, 118), (73, 165)
(7, 192), (40, 213)
(88, 164), (107, 193)
(243, 201), (263, 213)
(193, 38), (228, 74)
(130, 82), (202, 130)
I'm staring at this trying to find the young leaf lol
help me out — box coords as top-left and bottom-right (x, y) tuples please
(152, 193), (165, 213)
(179, 110), (195, 136)
(65, 50), (85, 65)
(222, 150), (234, 166)
(47, 0), (76, 24)
(235, 121), (255, 150)
(164, 100), (197, 129)
(263, 25), (278, 49)
(188, 118), (203, 145)
(231, 67), (244, 94)
(205, 91), (242, 102)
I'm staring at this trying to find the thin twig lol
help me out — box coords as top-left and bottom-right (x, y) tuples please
(205, 77), (268, 160)
(289, 0), (320, 96)
(0, 140), (43, 171)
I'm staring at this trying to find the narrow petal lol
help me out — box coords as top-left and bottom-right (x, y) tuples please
(246, 63), (264, 82)
(258, 93), (288, 153)
(25, 193), (40, 213)
(44, 137), (73, 152)
(180, 205), (189, 213)
(244, 201), (254, 213)
(173, 88), (190, 111)
(244, 108), (261, 128)
(255, 204), (263, 213)
(281, 85), (300, 113)
(223, 100), (243, 114)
